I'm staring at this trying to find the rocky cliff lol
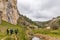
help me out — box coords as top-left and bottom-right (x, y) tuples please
(0, 0), (38, 29)
(0, 0), (19, 25)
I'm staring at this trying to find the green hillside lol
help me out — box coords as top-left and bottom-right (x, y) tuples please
(17, 15), (39, 27)
(0, 21), (27, 40)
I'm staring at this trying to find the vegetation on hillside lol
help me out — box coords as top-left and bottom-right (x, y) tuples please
(0, 21), (27, 40)
(17, 15), (39, 27)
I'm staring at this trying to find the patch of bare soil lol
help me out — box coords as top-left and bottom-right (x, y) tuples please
(34, 34), (60, 40)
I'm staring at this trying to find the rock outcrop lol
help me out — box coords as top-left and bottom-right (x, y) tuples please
(46, 17), (60, 29)
(34, 34), (60, 40)
(0, 11), (2, 24)
(0, 0), (19, 25)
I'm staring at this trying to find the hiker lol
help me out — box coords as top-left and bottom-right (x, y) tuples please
(7, 29), (9, 34)
(15, 29), (18, 35)
(10, 29), (13, 35)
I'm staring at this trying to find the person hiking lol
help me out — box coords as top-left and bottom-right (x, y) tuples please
(15, 29), (18, 35)
(10, 29), (13, 35)
(7, 29), (9, 34)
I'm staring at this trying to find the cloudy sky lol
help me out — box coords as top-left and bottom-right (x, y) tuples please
(17, 0), (60, 21)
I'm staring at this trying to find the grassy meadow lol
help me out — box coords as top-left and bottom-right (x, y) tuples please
(32, 28), (60, 38)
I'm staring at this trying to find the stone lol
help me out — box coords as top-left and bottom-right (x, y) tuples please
(0, 11), (2, 24)
(0, 0), (19, 25)
(32, 37), (40, 40)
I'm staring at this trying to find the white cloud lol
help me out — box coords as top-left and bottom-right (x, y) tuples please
(17, 0), (60, 21)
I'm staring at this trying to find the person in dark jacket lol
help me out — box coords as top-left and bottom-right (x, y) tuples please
(7, 29), (9, 34)
(15, 29), (18, 35)
(10, 29), (13, 35)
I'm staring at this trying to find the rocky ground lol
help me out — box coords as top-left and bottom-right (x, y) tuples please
(34, 34), (60, 40)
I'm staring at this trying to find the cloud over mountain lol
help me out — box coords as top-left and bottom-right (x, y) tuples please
(17, 0), (60, 21)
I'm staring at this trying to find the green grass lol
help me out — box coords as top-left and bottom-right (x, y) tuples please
(2, 20), (60, 40)
(32, 29), (60, 38)
(0, 21), (27, 40)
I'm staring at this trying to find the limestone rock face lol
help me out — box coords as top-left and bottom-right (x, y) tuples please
(0, 0), (19, 25)
(0, 11), (2, 24)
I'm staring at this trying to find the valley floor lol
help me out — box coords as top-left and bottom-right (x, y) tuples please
(0, 21), (60, 40)
(32, 29), (60, 40)
(34, 34), (60, 40)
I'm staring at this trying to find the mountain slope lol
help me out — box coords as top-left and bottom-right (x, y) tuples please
(35, 16), (60, 29)
(17, 14), (38, 29)
(0, 0), (38, 29)
(47, 16), (60, 29)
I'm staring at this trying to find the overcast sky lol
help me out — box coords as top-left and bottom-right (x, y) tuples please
(17, 0), (60, 21)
